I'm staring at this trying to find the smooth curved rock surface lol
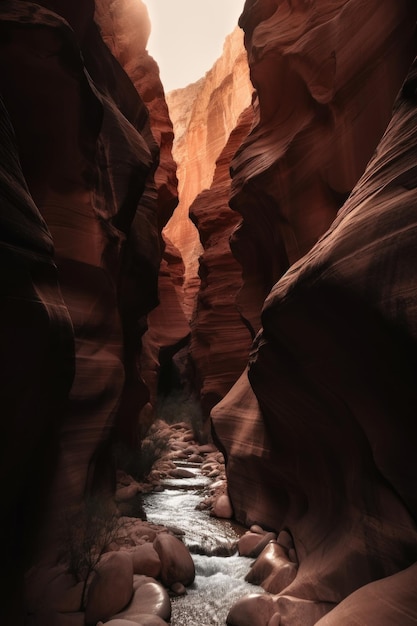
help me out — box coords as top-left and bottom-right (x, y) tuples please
(189, 106), (255, 415)
(113, 578), (171, 623)
(230, 0), (417, 333)
(0, 94), (74, 621)
(0, 0), (174, 621)
(94, 0), (182, 417)
(216, 42), (417, 626)
(153, 532), (195, 587)
(85, 552), (134, 624)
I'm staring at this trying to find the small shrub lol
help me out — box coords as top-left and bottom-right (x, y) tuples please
(64, 496), (121, 609)
(139, 427), (170, 477)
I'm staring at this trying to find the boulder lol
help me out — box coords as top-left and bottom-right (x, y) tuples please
(113, 577), (171, 622)
(212, 493), (233, 519)
(227, 594), (275, 626)
(238, 532), (277, 558)
(85, 552), (134, 624)
(168, 468), (196, 479)
(129, 543), (161, 578)
(153, 533), (195, 587)
(246, 542), (297, 594)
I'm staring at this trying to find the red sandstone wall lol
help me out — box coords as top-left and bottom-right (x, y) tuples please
(213, 1), (417, 624)
(0, 2), (174, 618)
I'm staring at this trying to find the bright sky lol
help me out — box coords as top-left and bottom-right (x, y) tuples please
(143, 0), (245, 92)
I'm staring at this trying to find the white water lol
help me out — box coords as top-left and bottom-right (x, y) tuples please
(143, 465), (264, 625)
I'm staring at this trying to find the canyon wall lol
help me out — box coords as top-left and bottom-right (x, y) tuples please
(165, 26), (253, 318)
(189, 106), (255, 416)
(212, 0), (417, 624)
(94, 0), (190, 422)
(0, 0), (175, 619)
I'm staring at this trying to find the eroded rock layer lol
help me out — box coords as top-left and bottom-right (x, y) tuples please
(213, 2), (417, 624)
(230, 0), (417, 333)
(0, 2), (172, 617)
(165, 26), (253, 318)
(189, 106), (255, 415)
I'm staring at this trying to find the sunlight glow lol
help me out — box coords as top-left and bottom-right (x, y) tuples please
(143, 0), (245, 92)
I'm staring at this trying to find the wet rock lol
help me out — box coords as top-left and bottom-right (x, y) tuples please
(276, 530), (294, 553)
(112, 577), (171, 623)
(168, 468), (196, 479)
(85, 552), (134, 624)
(212, 493), (233, 519)
(238, 532), (277, 558)
(246, 542), (297, 594)
(227, 593), (275, 626)
(170, 582), (187, 596)
(153, 533), (195, 587)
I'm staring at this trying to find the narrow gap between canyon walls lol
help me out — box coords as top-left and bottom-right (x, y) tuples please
(1, 1), (417, 626)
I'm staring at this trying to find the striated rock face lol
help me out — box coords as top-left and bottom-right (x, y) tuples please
(0, 1), (173, 617)
(164, 26), (253, 318)
(213, 1), (417, 624)
(141, 236), (190, 409)
(230, 0), (417, 333)
(189, 106), (255, 416)
(0, 93), (75, 623)
(95, 0), (184, 411)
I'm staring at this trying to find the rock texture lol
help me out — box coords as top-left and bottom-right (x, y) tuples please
(212, 1), (417, 624)
(164, 26), (253, 318)
(95, 0), (185, 414)
(230, 0), (417, 333)
(189, 106), (255, 415)
(0, 0), (174, 620)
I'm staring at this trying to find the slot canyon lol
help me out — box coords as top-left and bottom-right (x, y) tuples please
(1, 0), (417, 625)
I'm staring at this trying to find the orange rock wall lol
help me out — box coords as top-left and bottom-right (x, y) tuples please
(165, 27), (253, 318)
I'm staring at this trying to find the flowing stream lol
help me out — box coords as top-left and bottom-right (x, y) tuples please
(143, 462), (263, 625)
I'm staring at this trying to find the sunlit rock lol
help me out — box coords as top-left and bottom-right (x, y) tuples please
(227, 593), (275, 626)
(238, 532), (277, 558)
(165, 26), (253, 318)
(112, 576), (171, 623)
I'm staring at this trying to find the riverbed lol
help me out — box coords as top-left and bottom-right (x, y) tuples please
(143, 463), (263, 625)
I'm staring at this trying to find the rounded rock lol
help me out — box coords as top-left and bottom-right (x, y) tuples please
(227, 594), (275, 626)
(85, 552), (134, 624)
(130, 543), (161, 578)
(153, 532), (195, 587)
(212, 493), (233, 519)
(238, 531), (277, 557)
(113, 580), (171, 622)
